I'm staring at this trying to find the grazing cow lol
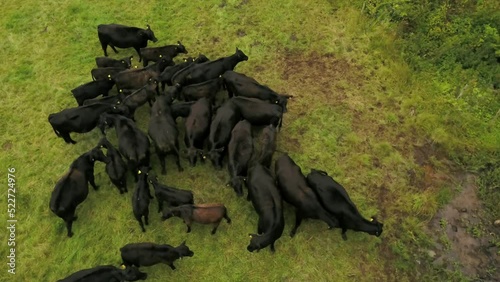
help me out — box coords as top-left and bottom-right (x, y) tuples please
(48, 103), (123, 144)
(230, 97), (283, 128)
(95, 56), (133, 68)
(57, 265), (147, 282)
(97, 137), (128, 194)
(49, 147), (109, 237)
(132, 167), (152, 232)
(83, 93), (126, 106)
(306, 169), (384, 240)
(91, 67), (126, 81)
(113, 58), (173, 92)
(148, 94), (182, 174)
(180, 77), (224, 104)
(71, 79), (116, 106)
(162, 204), (231, 235)
(98, 113), (150, 181)
(120, 241), (194, 270)
(257, 124), (277, 168)
(184, 98), (212, 167)
(275, 154), (339, 237)
(140, 41), (188, 67)
(97, 24), (158, 61)
(227, 120), (254, 197)
(246, 164), (285, 252)
(170, 54), (210, 87)
(147, 171), (194, 213)
(205, 100), (241, 169)
(182, 48), (248, 86)
(121, 77), (159, 120)
(171, 101), (196, 120)
(223, 70), (292, 112)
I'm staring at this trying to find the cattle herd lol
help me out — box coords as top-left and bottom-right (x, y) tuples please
(48, 24), (384, 281)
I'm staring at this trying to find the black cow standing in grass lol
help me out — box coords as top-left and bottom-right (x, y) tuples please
(113, 58), (173, 93)
(97, 24), (158, 61)
(205, 100), (241, 169)
(162, 204), (231, 235)
(48, 103), (124, 144)
(227, 120), (254, 197)
(223, 70), (293, 112)
(160, 54), (209, 90)
(181, 48), (248, 86)
(120, 241), (194, 270)
(246, 163), (285, 253)
(98, 113), (150, 182)
(306, 169), (384, 240)
(57, 265), (147, 282)
(97, 137), (128, 194)
(132, 167), (152, 232)
(95, 55), (133, 68)
(91, 67), (126, 81)
(230, 97), (284, 128)
(180, 77), (224, 104)
(275, 154), (339, 237)
(257, 124), (277, 168)
(121, 77), (159, 120)
(184, 97), (212, 167)
(148, 94), (182, 175)
(49, 147), (109, 237)
(71, 79), (116, 106)
(147, 171), (194, 213)
(140, 41), (188, 67)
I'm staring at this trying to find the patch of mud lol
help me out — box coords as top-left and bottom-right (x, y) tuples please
(427, 174), (499, 281)
(2, 140), (13, 150)
(236, 29), (246, 37)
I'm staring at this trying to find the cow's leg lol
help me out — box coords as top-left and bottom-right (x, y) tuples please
(341, 228), (348, 241)
(168, 262), (176, 270)
(134, 47), (142, 62)
(61, 132), (77, 144)
(174, 144), (183, 172)
(157, 151), (166, 175)
(65, 218), (74, 238)
(157, 199), (163, 213)
(109, 44), (119, 54)
(128, 161), (138, 182)
(224, 212), (231, 224)
(145, 215), (149, 226)
(270, 242), (276, 253)
(290, 211), (302, 237)
(186, 222), (192, 233)
(100, 42), (108, 57)
(88, 174), (99, 190)
(211, 220), (221, 235)
(143, 59), (148, 67)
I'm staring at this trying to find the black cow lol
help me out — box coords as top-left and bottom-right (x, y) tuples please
(184, 98), (212, 167)
(140, 41), (188, 67)
(147, 171), (194, 213)
(230, 97), (283, 128)
(170, 54), (211, 87)
(171, 101), (196, 120)
(57, 265), (147, 282)
(205, 100), (241, 169)
(275, 155), (339, 237)
(120, 241), (194, 270)
(257, 124), (277, 168)
(113, 58), (173, 92)
(97, 137), (128, 194)
(182, 48), (248, 86)
(159, 57), (194, 90)
(121, 77), (159, 120)
(71, 79), (116, 106)
(132, 167), (152, 232)
(97, 24), (158, 61)
(223, 70), (292, 112)
(95, 56), (133, 68)
(83, 93), (126, 106)
(227, 120), (253, 197)
(91, 67), (127, 81)
(98, 113), (150, 181)
(49, 147), (109, 237)
(306, 169), (384, 240)
(246, 164), (285, 253)
(148, 94), (182, 174)
(48, 103), (123, 144)
(180, 77), (224, 104)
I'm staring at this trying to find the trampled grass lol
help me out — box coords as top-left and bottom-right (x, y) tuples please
(1, 0), (497, 281)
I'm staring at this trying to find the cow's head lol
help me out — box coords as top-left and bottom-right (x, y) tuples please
(368, 216), (384, 237)
(186, 147), (204, 167)
(161, 208), (178, 221)
(98, 113), (113, 134)
(276, 94), (293, 113)
(235, 48), (248, 61)
(120, 265), (148, 281)
(147, 170), (158, 185)
(206, 147), (225, 170)
(89, 147), (110, 164)
(176, 41), (188, 54)
(142, 24), (158, 43)
(97, 137), (111, 150)
(120, 56), (133, 68)
(247, 233), (264, 252)
(195, 54), (209, 63)
(227, 176), (246, 197)
(176, 241), (194, 258)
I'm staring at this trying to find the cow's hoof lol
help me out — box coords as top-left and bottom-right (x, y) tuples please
(67, 232), (74, 238)
(73, 216), (78, 221)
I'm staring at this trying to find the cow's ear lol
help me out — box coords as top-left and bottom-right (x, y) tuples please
(146, 24), (151, 30)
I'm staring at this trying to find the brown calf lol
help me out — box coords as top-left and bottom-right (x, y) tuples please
(162, 204), (231, 234)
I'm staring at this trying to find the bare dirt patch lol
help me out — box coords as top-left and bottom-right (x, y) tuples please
(427, 174), (500, 281)
(2, 140), (13, 150)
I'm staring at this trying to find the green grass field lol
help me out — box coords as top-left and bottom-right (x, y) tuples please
(1, 0), (499, 281)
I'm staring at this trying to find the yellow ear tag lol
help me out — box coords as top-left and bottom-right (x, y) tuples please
(159, 54), (162, 58)
(107, 74), (111, 78)
(249, 235), (252, 238)
(119, 89), (123, 93)
(369, 218), (374, 222)
(138, 170), (142, 175)
(120, 264), (126, 269)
